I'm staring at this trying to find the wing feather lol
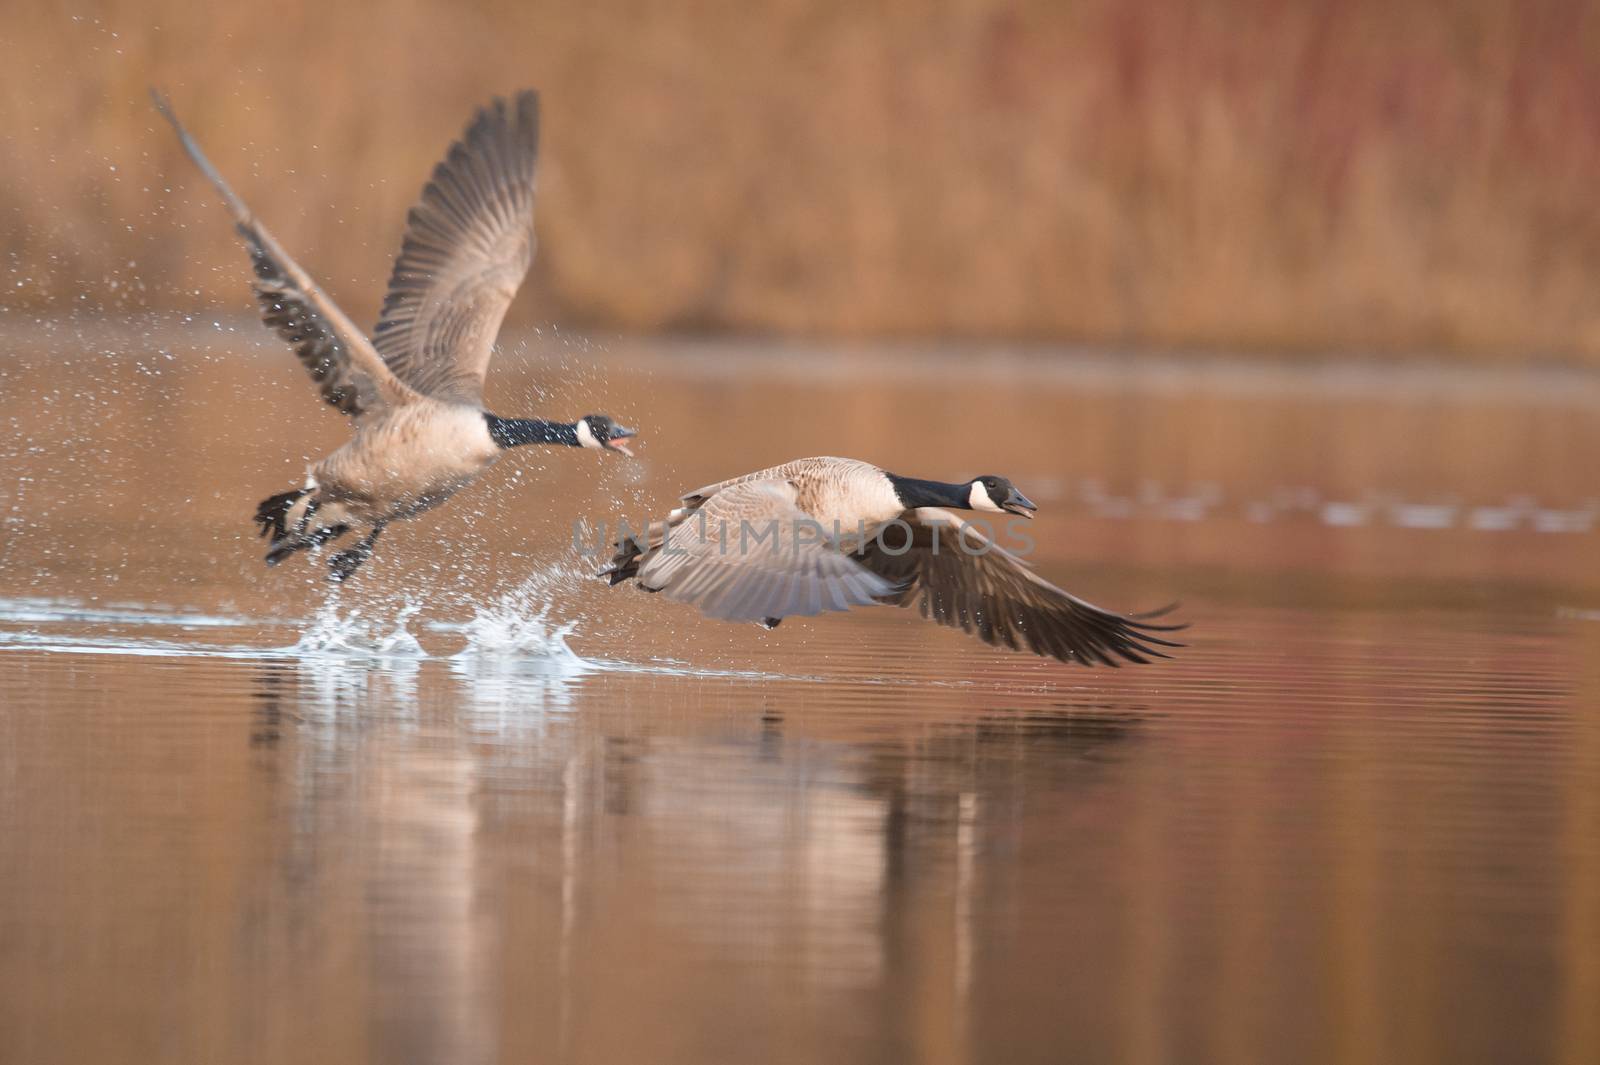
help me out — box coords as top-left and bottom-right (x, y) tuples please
(372, 91), (540, 404)
(637, 481), (896, 622)
(855, 508), (1185, 667)
(151, 91), (417, 419)
(677, 457), (880, 505)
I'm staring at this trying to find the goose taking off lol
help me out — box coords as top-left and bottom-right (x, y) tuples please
(601, 457), (1183, 666)
(153, 90), (636, 581)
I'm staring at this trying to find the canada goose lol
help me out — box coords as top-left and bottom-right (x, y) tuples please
(601, 457), (1183, 666)
(152, 90), (636, 581)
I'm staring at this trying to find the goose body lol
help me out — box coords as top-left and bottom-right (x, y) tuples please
(154, 90), (635, 580)
(279, 401), (501, 533)
(603, 457), (1183, 666)
(679, 457), (906, 531)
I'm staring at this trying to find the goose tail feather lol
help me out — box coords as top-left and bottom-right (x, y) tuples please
(254, 487), (351, 566)
(255, 488), (310, 543)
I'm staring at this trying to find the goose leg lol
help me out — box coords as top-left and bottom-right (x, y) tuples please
(328, 523), (386, 583)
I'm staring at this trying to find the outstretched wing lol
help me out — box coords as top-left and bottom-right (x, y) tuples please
(854, 508), (1185, 666)
(371, 91), (540, 405)
(638, 480), (897, 623)
(151, 91), (418, 419)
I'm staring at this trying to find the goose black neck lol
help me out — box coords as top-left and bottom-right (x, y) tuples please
(885, 473), (970, 510)
(485, 414), (579, 449)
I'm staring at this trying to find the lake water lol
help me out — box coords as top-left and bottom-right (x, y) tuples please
(2, 323), (1598, 1064)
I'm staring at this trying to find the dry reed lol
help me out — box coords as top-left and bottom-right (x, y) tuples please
(4, 0), (1600, 360)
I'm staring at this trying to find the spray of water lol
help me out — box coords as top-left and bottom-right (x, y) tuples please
(441, 560), (589, 664)
(291, 596), (426, 658)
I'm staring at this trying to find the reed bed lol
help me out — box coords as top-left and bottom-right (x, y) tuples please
(4, 0), (1600, 360)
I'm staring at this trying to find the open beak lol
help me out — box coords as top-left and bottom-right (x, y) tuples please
(1001, 487), (1037, 519)
(604, 426), (637, 457)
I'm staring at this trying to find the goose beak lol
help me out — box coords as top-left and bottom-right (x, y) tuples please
(605, 426), (637, 457)
(1002, 487), (1037, 519)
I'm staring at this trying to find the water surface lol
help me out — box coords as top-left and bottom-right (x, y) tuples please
(2, 326), (1598, 1064)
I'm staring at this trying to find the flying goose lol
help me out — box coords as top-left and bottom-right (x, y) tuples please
(153, 90), (636, 581)
(601, 457), (1183, 665)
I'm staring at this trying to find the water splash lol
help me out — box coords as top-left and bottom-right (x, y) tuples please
(443, 572), (593, 715)
(291, 597), (426, 659)
(453, 606), (584, 662)
(404, 560), (585, 660)
(445, 569), (584, 660)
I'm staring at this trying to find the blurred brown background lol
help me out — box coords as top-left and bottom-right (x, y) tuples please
(4, 0), (1600, 360)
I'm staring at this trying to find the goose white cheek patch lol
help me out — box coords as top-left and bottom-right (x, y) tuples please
(576, 419), (601, 449)
(968, 481), (1003, 512)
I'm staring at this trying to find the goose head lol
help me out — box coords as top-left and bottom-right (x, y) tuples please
(967, 475), (1036, 519)
(576, 414), (638, 456)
